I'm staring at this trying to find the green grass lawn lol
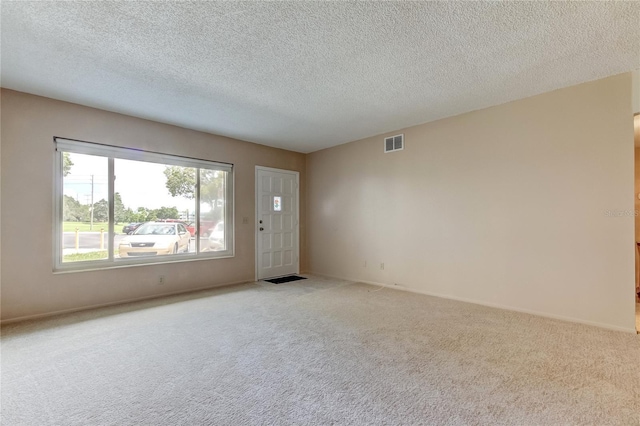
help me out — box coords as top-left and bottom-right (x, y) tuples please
(62, 250), (110, 262)
(63, 222), (113, 232)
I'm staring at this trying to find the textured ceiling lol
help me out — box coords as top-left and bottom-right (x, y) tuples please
(2, 2), (640, 153)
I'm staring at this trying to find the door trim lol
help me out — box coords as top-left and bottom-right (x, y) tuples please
(255, 166), (300, 281)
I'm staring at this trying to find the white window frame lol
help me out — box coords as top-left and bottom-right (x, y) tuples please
(53, 137), (234, 272)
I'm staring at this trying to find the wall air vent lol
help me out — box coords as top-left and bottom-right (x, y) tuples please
(384, 134), (404, 153)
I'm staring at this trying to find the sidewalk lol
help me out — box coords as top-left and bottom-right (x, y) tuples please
(63, 232), (106, 235)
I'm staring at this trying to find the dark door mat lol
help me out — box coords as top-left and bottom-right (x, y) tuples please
(264, 275), (307, 284)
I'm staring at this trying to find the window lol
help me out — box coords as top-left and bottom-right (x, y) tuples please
(55, 138), (233, 271)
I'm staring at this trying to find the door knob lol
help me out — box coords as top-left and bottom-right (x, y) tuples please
(260, 227), (264, 231)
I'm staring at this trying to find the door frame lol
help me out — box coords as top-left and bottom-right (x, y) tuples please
(255, 166), (300, 281)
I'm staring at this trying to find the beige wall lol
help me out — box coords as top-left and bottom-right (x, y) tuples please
(633, 69), (639, 114)
(0, 89), (306, 321)
(306, 74), (636, 332)
(2, 74), (636, 330)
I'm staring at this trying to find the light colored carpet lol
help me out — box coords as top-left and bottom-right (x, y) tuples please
(2, 276), (639, 425)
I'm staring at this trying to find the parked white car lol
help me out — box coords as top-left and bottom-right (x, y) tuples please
(119, 222), (191, 257)
(207, 221), (225, 251)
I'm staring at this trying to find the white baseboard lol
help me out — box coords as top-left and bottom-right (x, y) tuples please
(308, 272), (638, 334)
(0, 279), (253, 325)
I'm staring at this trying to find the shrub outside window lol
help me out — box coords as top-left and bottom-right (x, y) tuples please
(55, 137), (233, 271)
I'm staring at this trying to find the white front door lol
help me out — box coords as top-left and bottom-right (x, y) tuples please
(256, 167), (299, 280)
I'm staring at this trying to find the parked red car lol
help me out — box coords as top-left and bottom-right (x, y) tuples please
(154, 219), (217, 238)
(199, 221), (218, 237)
(185, 221), (217, 237)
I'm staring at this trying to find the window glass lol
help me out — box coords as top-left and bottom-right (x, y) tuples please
(56, 139), (234, 270)
(200, 169), (227, 252)
(115, 159), (196, 258)
(62, 152), (109, 263)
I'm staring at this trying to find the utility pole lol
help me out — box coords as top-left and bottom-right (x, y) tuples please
(90, 174), (94, 231)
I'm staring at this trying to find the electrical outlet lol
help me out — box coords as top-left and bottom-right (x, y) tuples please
(158, 275), (165, 285)
(242, 217), (249, 224)
(380, 263), (384, 270)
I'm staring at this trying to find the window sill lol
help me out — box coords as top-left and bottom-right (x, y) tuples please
(53, 252), (235, 274)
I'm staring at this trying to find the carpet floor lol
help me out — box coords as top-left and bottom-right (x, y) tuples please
(1, 276), (639, 425)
